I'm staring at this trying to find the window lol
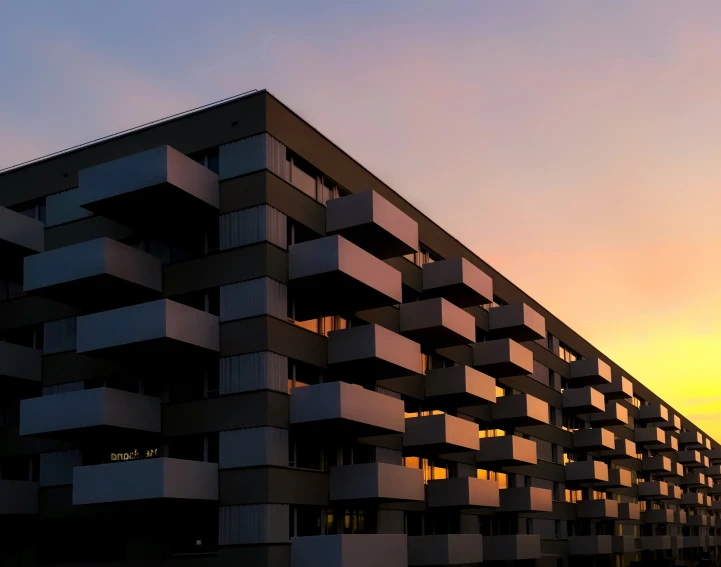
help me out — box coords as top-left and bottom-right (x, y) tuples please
(632, 395), (643, 408)
(403, 457), (447, 483)
(403, 244), (442, 267)
(479, 429), (506, 438)
(9, 197), (46, 223)
(565, 489), (582, 503)
(477, 469), (508, 489)
(558, 341), (580, 363)
(188, 146), (220, 174)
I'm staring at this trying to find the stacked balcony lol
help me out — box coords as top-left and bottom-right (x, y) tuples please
(668, 484), (683, 500)
(635, 427), (665, 449)
(290, 381), (406, 437)
(487, 303), (545, 342)
(680, 431), (706, 450)
(329, 463), (425, 502)
(675, 510), (687, 524)
(399, 298), (476, 349)
(76, 299), (219, 361)
(0, 340), (41, 394)
(573, 428), (615, 452)
(73, 458), (218, 504)
(422, 257), (493, 307)
(489, 393), (548, 428)
(407, 535), (483, 566)
(326, 189), (418, 259)
(618, 502), (641, 521)
(20, 387), (161, 439)
(600, 468), (633, 489)
(638, 481), (669, 499)
(708, 450), (721, 465)
(569, 358), (612, 387)
(289, 235), (403, 317)
(643, 509), (674, 524)
(577, 499), (619, 519)
(640, 536), (672, 551)
(612, 536), (638, 554)
(23, 237), (162, 308)
(566, 460), (609, 484)
(687, 513), (709, 526)
(472, 339), (534, 378)
(568, 536), (613, 555)
(678, 450), (704, 469)
(327, 324), (421, 384)
(642, 456), (673, 475)
(601, 438), (638, 461)
(0, 205), (44, 281)
(424, 366), (496, 410)
(596, 375), (633, 400)
(291, 534), (407, 567)
(707, 466), (721, 480)
(426, 477), (500, 509)
(657, 432), (680, 454)
(589, 402), (629, 427)
(0, 480), (38, 515)
(403, 414), (479, 457)
(681, 492), (706, 507)
(498, 487), (553, 513)
(680, 472), (707, 489)
(482, 535), (541, 561)
(562, 386), (605, 414)
(637, 403), (669, 425)
(76, 145), (219, 245)
(660, 414), (681, 432)
(476, 435), (537, 468)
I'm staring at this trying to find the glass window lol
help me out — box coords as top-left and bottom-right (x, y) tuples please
(290, 157), (317, 199)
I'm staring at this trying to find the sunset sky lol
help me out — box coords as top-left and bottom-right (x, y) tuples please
(1, 3), (720, 436)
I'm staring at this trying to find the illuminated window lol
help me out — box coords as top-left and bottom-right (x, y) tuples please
(403, 245), (442, 267)
(558, 341), (580, 363)
(479, 429), (506, 438)
(632, 395), (643, 408)
(565, 489), (582, 503)
(495, 385), (506, 398)
(477, 469), (508, 489)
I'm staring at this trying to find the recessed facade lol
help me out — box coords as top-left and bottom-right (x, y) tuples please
(0, 90), (718, 567)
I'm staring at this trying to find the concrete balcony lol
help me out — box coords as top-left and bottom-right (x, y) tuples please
(565, 460), (609, 484)
(681, 492), (706, 507)
(675, 510), (687, 524)
(0, 341), (41, 391)
(291, 534), (407, 567)
(290, 381), (405, 437)
(327, 324), (421, 383)
(687, 514), (709, 526)
(76, 299), (219, 360)
(472, 338), (534, 378)
(490, 393), (548, 428)
(709, 484), (721, 495)
(711, 500), (721, 511)
(569, 358), (612, 387)
(427, 477), (499, 509)
(643, 456), (672, 475)
(635, 427), (665, 448)
(20, 387), (161, 439)
(680, 472), (707, 488)
(643, 509), (674, 523)
(638, 403), (669, 424)
(568, 536), (613, 555)
(326, 190), (418, 259)
(589, 402), (629, 426)
(618, 502), (641, 521)
(708, 450), (721, 465)
(680, 431), (705, 450)
(424, 366), (496, 409)
(612, 536), (638, 554)
(77, 145), (219, 244)
(678, 450), (704, 468)
(662, 462), (684, 478)
(476, 435), (537, 468)
(399, 298), (476, 349)
(289, 235), (403, 317)
(660, 414), (681, 432)
(600, 468), (633, 489)
(487, 303), (545, 342)
(482, 535), (541, 561)
(577, 499), (619, 519)
(684, 536), (707, 549)
(601, 438), (638, 461)
(668, 484), (683, 500)
(638, 481), (669, 499)
(709, 466), (721, 479)
(596, 375), (633, 400)
(422, 257), (493, 308)
(329, 463), (424, 502)
(0, 480), (38, 515)
(407, 534), (483, 566)
(573, 428), (615, 452)
(657, 433), (679, 454)
(498, 487), (553, 513)
(72, 458), (218, 505)
(23, 238), (162, 308)
(562, 387), (605, 414)
(640, 536), (671, 551)
(0, 205), (44, 281)
(403, 414), (479, 456)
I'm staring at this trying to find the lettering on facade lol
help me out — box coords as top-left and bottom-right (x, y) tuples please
(110, 448), (159, 462)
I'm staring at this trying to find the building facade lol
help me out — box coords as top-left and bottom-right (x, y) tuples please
(0, 90), (719, 567)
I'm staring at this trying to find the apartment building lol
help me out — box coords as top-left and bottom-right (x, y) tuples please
(0, 90), (719, 567)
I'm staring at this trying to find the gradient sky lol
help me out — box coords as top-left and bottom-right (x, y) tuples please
(1, 2), (720, 436)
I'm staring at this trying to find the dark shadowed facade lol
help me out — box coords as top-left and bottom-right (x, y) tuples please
(0, 90), (719, 567)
